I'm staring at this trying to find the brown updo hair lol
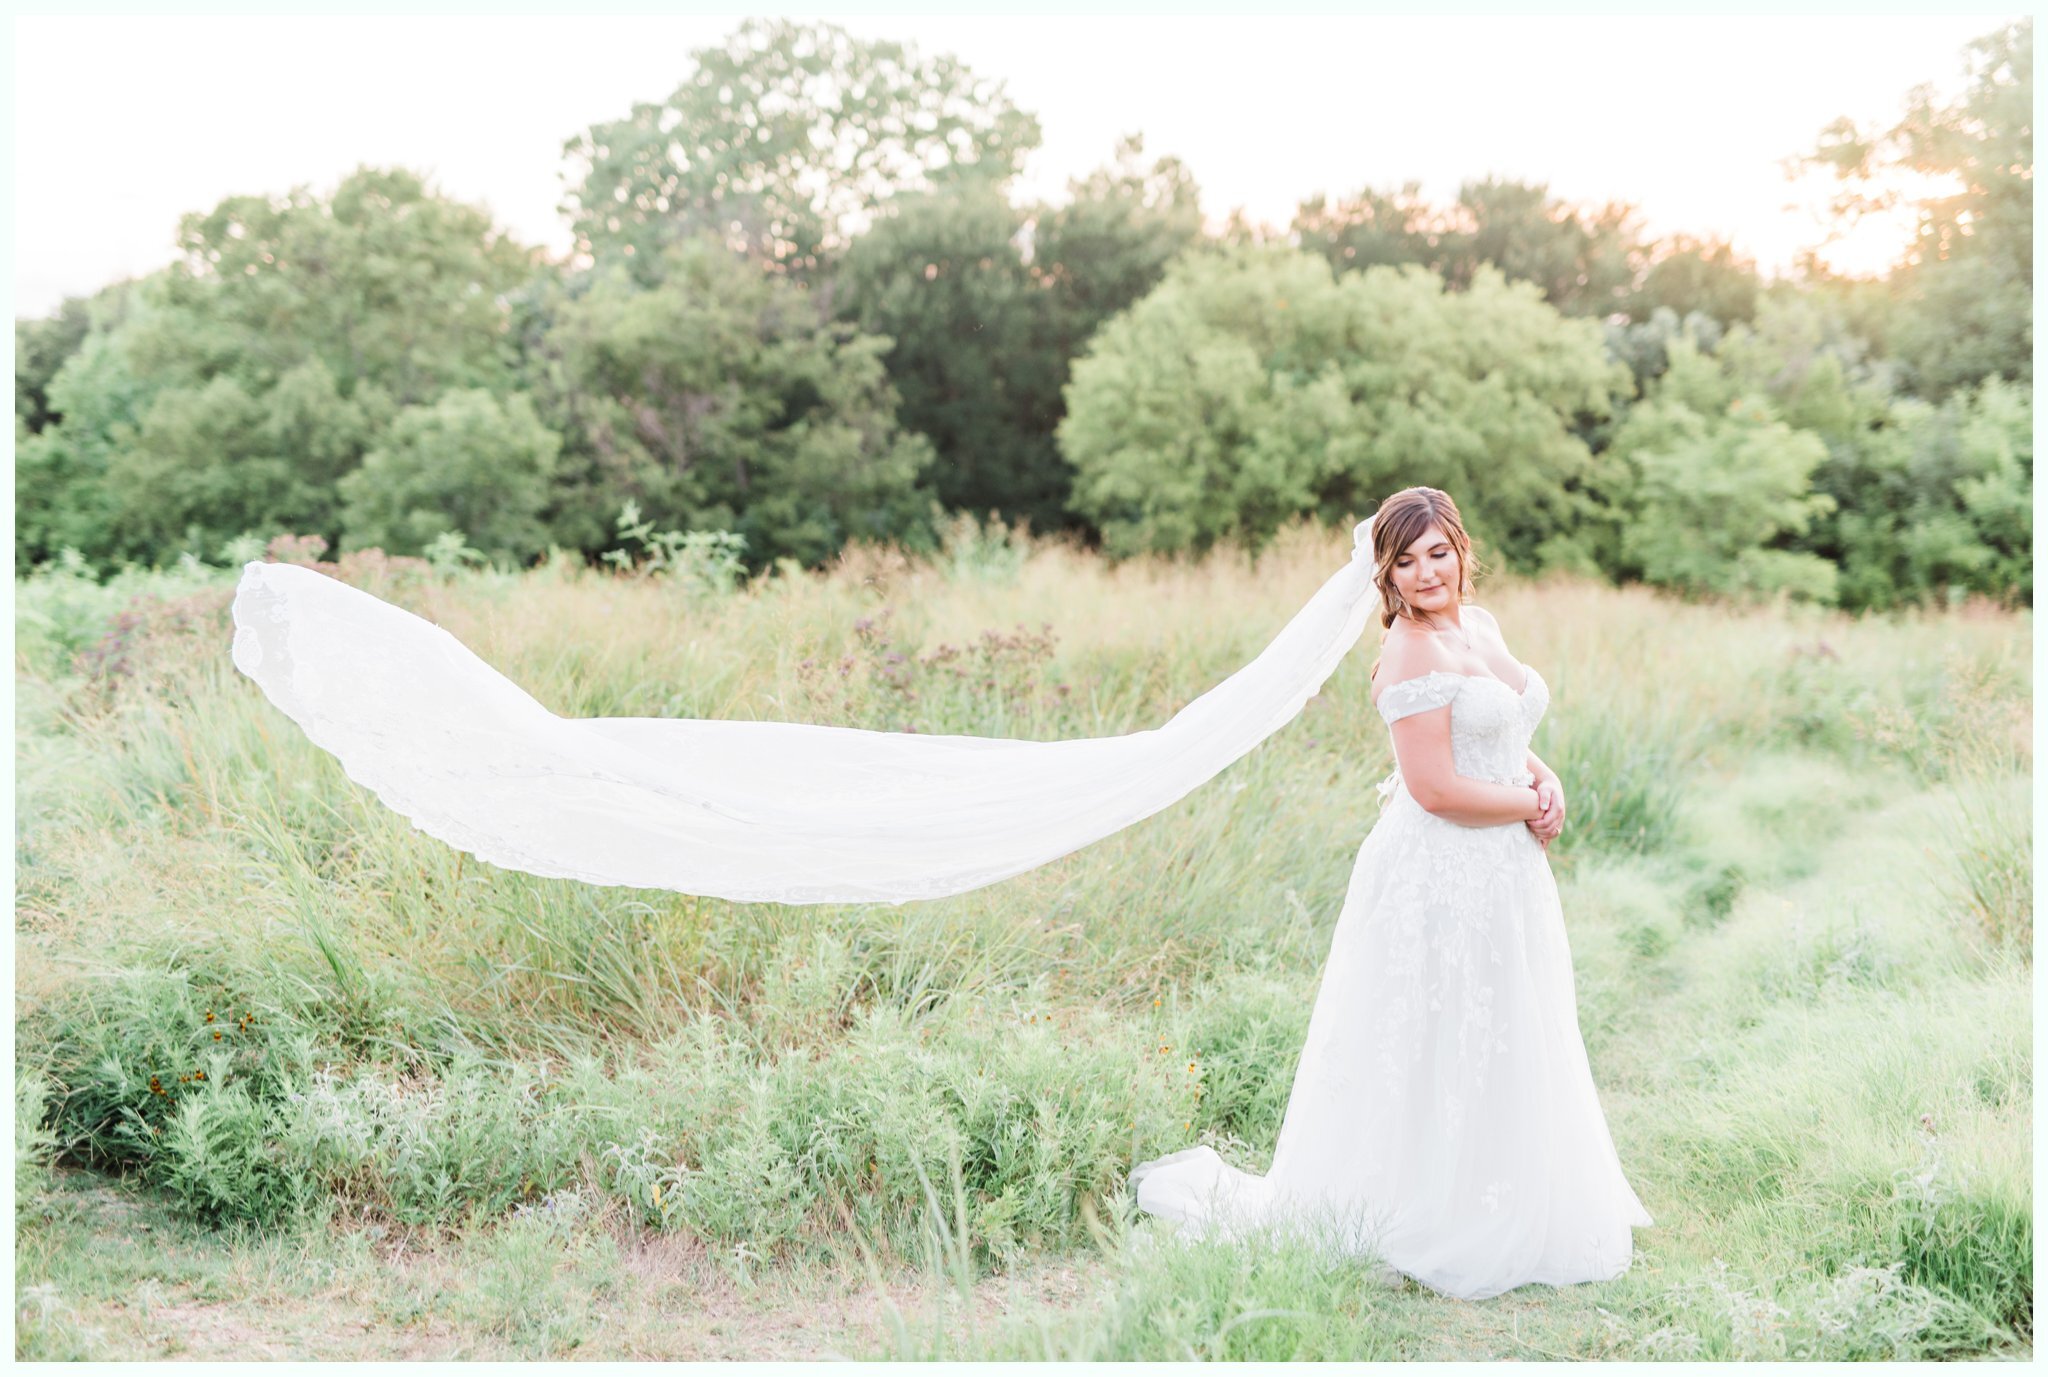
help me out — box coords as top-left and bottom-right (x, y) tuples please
(1368, 487), (1487, 632)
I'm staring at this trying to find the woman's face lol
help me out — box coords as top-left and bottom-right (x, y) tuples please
(1389, 524), (1461, 619)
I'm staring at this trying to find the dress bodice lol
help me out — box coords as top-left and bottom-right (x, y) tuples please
(1372, 667), (1549, 804)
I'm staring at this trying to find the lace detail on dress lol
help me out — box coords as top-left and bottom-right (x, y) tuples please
(1372, 668), (1547, 806)
(1374, 671), (1465, 725)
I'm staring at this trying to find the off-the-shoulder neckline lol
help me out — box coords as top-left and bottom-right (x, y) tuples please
(1372, 664), (1539, 708)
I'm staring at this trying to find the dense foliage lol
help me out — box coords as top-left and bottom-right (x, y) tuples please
(14, 19), (2032, 610)
(1059, 249), (1627, 565)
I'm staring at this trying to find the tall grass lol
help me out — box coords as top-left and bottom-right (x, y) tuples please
(15, 517), (2031, 1358)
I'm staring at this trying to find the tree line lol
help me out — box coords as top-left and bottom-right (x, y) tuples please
(14, 18), (2031, 610)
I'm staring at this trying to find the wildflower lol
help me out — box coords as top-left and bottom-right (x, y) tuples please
(205, 1011), (216, 1023)
(652, 1182), (663, 1208)
(213, 1029), (223, 1041)
(1187, 1061), (1197, 1074)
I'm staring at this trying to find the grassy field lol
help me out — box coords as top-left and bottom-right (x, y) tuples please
(14, 519), (2033, 1360)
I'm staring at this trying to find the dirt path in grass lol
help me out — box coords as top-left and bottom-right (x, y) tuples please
(15, 1169), (1103, 1361)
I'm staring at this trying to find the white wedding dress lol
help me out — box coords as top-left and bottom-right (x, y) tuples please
(1130, 664), (1654, 1301)
(226, 515), (1650, 1302)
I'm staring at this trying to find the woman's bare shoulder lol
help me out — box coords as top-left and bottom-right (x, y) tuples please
(1369, 622), (1459, 698)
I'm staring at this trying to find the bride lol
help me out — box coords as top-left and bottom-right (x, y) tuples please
(229, 483), (1650, 1301)
(1130, 487), (1654, 1299)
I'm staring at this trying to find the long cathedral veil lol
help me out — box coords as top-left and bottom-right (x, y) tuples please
(229, 515), (1384, 905)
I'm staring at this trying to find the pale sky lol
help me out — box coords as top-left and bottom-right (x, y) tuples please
(10, 12), (2019, 319)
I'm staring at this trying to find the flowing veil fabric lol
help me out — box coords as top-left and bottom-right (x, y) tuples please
(229, 517), (1385, 905)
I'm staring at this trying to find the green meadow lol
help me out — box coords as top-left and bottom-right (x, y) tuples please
(14, 519), (2031, 1359)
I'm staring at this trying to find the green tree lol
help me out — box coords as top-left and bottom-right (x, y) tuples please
(834, 135), (1204, 532)
(1811, 379), (2032, 609)
(15, 326), (150, 568)
(1293, 182), (1438, 277)
(1622, 234), (1761, 326)
(1794, 19), (2032, 396)
(138, 165), (539, 405)
(1294, 176), (1645, 318)
(1608, 337), (1839, 603)
(546, 236), (938, 570)
(561, 19), (1039, 282)
(1712, 289), (1897, 443)
(1603, 306), (1726, 397)
(15, 294), (94, 433)
(15, 279), (158, 568)
(1440, 176), (1644, 317)
(1689, 289), (2029, 609)
(103, 360), (378, 564)
(1032, 136), (1206, 346)
(835, 179), (1053, 525)
(338, 388), (562, 563)
(15, 167), (544, 570)
(1059, 247), (1630, 564)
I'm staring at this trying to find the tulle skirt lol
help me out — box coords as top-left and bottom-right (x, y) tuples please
(1131, 779), (1653, 1301)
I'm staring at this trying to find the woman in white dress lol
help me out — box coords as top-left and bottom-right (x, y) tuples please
(229, 482), (1649, 1302)
(1130, 487), (1654, 1301)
